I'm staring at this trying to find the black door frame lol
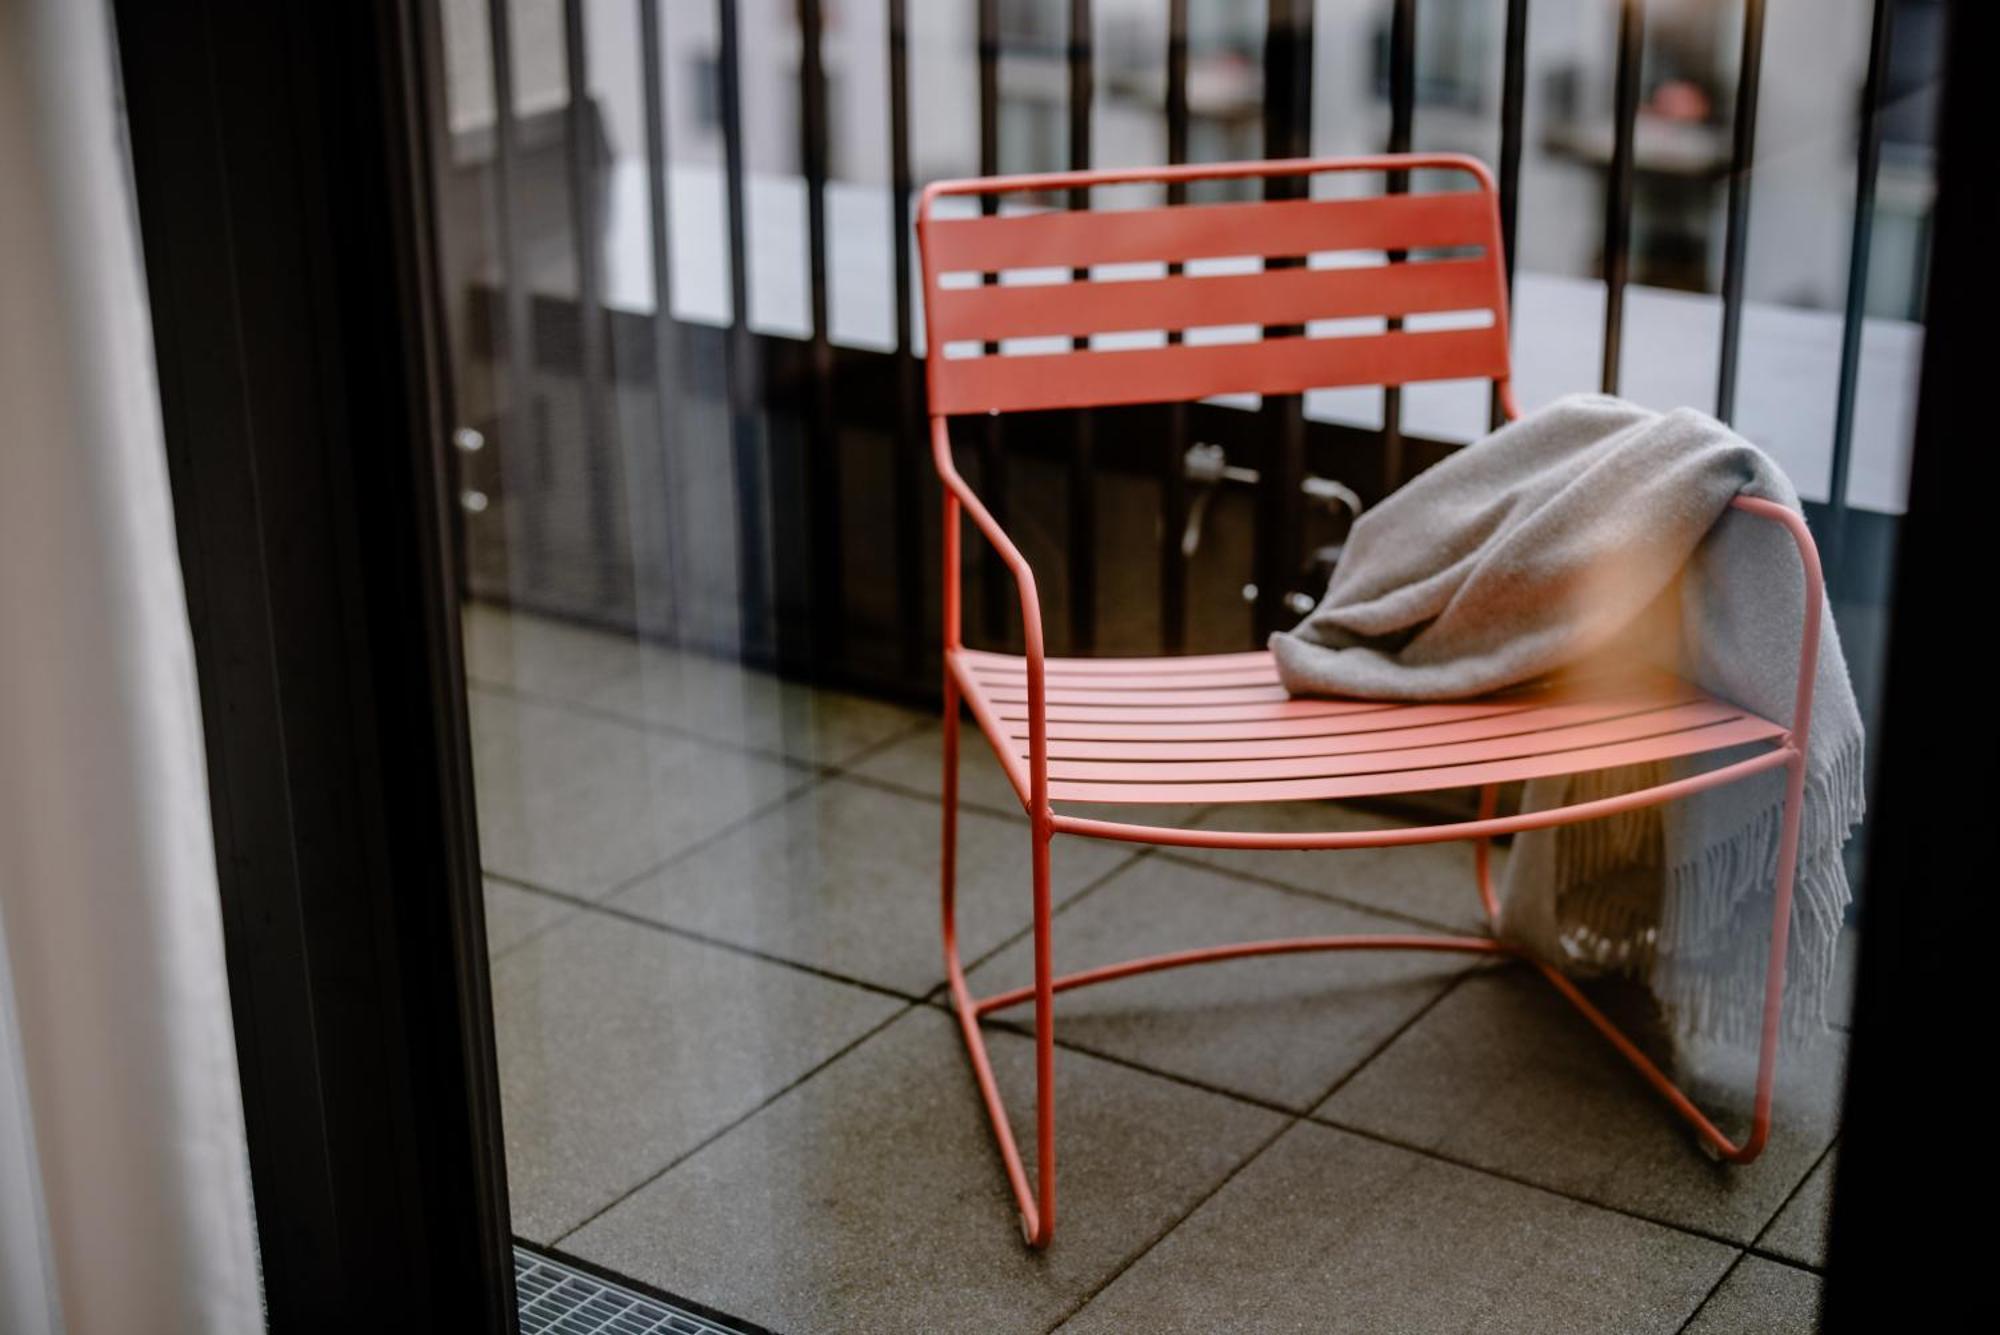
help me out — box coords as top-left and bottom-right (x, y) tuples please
(113, 0), (512, 1329)
(109, 0), (1985, 1329)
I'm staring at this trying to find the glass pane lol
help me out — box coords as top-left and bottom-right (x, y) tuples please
(424, 0), (1936, 1325)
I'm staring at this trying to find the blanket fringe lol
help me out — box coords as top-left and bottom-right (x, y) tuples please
(1541, 732), (1865, 1049)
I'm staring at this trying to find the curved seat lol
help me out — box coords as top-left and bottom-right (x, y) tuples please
(952, 647), (1786, 808)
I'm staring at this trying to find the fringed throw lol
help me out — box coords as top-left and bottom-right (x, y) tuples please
(1270, 395), (1865, 1047)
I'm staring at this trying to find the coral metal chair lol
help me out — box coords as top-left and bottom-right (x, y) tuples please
(916, 154), (1822, 1248)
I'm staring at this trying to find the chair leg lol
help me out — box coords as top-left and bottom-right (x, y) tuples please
(940, 675), (1057, 1246)
(940, 672), (959, 974)
(1028, 814), (1056, 1247)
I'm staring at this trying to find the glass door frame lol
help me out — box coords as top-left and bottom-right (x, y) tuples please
(113, 0), (513, 1328)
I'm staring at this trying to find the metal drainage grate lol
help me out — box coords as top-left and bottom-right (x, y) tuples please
(514, 1246), (741, 1335)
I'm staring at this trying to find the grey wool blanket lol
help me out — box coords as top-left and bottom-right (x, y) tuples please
(1270, 394), (1864, 1047)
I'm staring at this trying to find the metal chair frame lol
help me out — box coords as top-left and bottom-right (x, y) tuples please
(916, 154), (1822, 1248)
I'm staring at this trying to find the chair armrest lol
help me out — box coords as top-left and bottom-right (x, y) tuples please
(932, 416), (1051, 814)
(1726, 495), (1825, 754)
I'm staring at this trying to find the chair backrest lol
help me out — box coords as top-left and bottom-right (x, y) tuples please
(916, 154), (1512, 418)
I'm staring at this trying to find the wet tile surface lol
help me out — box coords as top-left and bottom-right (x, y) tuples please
(492, 913), (901, 1242)
(1059, 1120), (1733, 1335)
(561, 1008), (1285, 1335)
(1317, 968), (1846, 1241)
(967, 857), (1477, 1109)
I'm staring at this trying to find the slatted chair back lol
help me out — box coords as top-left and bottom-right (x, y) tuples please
(916, 154), (1514, 418)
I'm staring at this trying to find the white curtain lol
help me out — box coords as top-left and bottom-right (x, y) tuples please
(0, 0), (263, 1330)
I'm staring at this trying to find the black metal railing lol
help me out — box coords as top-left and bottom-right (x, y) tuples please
(451, 0), (1915, 700)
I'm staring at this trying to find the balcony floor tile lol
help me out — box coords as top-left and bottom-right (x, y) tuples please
(586, 643), (929, 768)
(967, 857), (1478, 1110)
(605, 776), (1135, 996)
(1174, 800), (1503, 932)
(484, 878), (574, 957)
(493, 912), (901, 1243)
(462, 603), (638, 706)
(560, 1007), (1285, 1335)
(1316, 968), (1846, 1241)
(1684, 1257), (1822, 1334)
(471, 689), (808, 898)
(1758, 1145), (1837, 1268)
(1059, 1120), (1733, 1335)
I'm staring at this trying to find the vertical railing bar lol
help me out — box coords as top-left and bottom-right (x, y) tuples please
(562, 0), (617, 608)
(1160, 0), (1190, 652)
(1067, 0), (1096, 655)
(638, 0), (685, 643)
(797, 0), (844, 670)
(1492, 0), (1527, 429)
(1257, 0), (1312, 641)
(1600, 0), (1643, 395)
(1381, 0), (1415, 493)
(887, 0), (925, 680)
(717, 0), (771, 656)
(484, 0), (536, 587)
(1828, 0), (1895, 577)
(1714, 0), (1767, 425)
(976, 0), (1009, 645)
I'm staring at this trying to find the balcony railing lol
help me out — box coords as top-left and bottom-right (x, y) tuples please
(444, 0), (1918, 699)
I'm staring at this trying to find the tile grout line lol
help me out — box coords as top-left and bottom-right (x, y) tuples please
(546, 995), (923, 1251)
(1308, 1115), (1789, 1261)
(479, 772), (830, 964)
(1673, 1249), (1750, 1335)
(961, 953), (1481, 1123)
(1040, 953), (1476, 1332)
(1744, 1134), (1838, 1266)
(470, 672), (934, 781)
(1151, 848), (1479, 935)
(1044, 1117), (1299, 1335)
(473, 655), (1836, 1290)
(823, 757), (1489, 938)
(486, 873), (926, 1005)
(486, 803), (1155, 1002)
(496, 858), (1818, 1273)
(469, 677), (829, 777)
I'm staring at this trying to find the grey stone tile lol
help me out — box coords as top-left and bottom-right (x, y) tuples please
(461, 602), (636, 705)
(1060, 1120), (1734, 1335)
(562, 1007), (1285, 1335)
(470, 690), (807, 898)
(1685, 1257), (1822, 1335)
(968, 858), (1477, 1109)
(1758, 1146), (1836, 1268)
(1318, 969), (1846, 1241)
(493, 912), (902, 1243)
(584, 643), (927, 767)
(606, 777), (1135, 996)
(483, 879), (573, 956)
(1175, 800), (1501, 931)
